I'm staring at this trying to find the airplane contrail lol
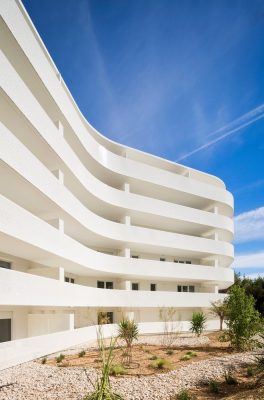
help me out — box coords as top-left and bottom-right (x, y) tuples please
(176, 104), (264, 162)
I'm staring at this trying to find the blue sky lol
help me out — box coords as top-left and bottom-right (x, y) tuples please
(22, 0), (264, 278)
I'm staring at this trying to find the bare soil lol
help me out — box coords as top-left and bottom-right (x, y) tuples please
(46, 332), (232, 377)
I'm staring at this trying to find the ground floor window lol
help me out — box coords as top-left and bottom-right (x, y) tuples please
(65, 277), (74, 284)
(97, 312), (113, 324)
(0, 260), (11, 269)
(150, 283), (156, 291)
(0, 319), (11, 342)
(132, 282), (139, 290)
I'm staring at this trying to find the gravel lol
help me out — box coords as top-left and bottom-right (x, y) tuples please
(0, 335), (259, 400)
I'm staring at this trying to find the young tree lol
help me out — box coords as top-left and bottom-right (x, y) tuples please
(159, 307), (180, 348)
(190, 312), (207, 336)
(225, 285), (262, 351)
(210, 300), (227, 331)
(117, 318), (139, 365)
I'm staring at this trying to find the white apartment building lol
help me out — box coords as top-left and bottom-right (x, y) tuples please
(0, 0), (234, 367)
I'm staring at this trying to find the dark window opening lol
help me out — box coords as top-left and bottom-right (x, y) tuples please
(97, 281), (105, 289)
(150, 283), (156, 291)
(0, 260), (11, 269)
(132, 283), (139, 290)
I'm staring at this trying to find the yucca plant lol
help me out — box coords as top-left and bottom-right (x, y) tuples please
(190, 312), (207, 337)
(83, 328), (124, 400)
(118, 318), (139, 365)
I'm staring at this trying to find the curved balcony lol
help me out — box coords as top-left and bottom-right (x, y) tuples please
(0, 47), (234, 215)
(0, 268), (227, 309)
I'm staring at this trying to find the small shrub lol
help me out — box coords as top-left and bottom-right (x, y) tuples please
(78, 350), (86, 358)
(144, 348), (151, 354)
(166, 349), (174, 355)
(109, 364), (127, 376)
(149, 355), (158, 360)
(56, 353), (65, 363)
(209, 379), (220, 393)
(224, 369), (238, 385)
(218, 331), (230, 342)
(247, 366), (254, 377)
(41, 357), (47, 364)
(186, 351), (197, 357)
(151, 358), (171, 370)
(180, 354), (191, 361)
(177, 389), (192, 400)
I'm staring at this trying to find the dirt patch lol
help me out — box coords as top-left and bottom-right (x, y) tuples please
(45, 332), (233, 377)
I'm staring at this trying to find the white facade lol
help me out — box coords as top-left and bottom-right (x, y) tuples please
(0, 0), (234, 367)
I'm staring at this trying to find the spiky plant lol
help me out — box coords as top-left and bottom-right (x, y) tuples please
(118, 318), (139, 365)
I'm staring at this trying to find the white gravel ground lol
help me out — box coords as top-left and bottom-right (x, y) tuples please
(0, 335), (258, 400)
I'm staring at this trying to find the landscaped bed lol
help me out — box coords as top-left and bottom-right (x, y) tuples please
(0, 332), (262, 400)
(44, 332), (231, 377)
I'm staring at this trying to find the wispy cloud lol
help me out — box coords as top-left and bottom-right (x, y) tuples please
(244, 271), (264, 280)
(234, 206), (264, 243)
(233, 179), (264, 194)
(234, 251), (264, 269)
(176, 103), (264, 161)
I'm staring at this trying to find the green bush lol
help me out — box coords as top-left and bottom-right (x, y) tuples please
(149, 355), (158, 360)
(151, 358), (171, 370)
(180, 355), (191, 361)
(109, 364), (127, 376)
(186, 351), (197, 357)
(41, 357), (47, 364)
(209, 380), (220, 393)
(56, 353), (65, 363)
(225, 285), (262, 350)
(176, 389), (192, 400)
(190, 312), (207, 337)
(247, 366), (254, 377)
(166, 349), (174, 355)
(78, 350), (86, 358)
(224, 369), (238, 385)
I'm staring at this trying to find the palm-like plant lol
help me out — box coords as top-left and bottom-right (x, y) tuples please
(190, 312), (207, 337)
(118, 318), (139, 365)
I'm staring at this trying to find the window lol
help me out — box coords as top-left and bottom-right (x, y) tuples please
(179, 261), (184, 264)
(150, 283), (156, 291)
(132, 283), (139, 290)
(131, 255), (139, 259)
(0, 260), (11, 269)
(186, 261), (192, 264)
(178, 285), (195, 293)
(160, 257), (166, 262)
(106, 281), (113, 289)
(97, 281), (105, 289)
(97, 312), (113, 324)
(174, 260), (179, 263)
(65, 277), (74, 284)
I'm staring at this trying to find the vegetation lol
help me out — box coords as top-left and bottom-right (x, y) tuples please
(166, 349), (174, 355)
(78, 350), (86, 358)
(246, 366), (254, 377)
(190, 312), (207, 337)
(117, 318), (139, 365)
(109, 364), (127, 376)
(84, 329), (123, 400)
(224, 368), (238, 385)
(232, 273), (264, 316)
(56, 354), (65, 363)
(41, 357), (47, 364)
(159, 307), (179, 348)
(151, 358), (171, 370)
(210, 300), (227, 331)
(208, 379), (220, 393)
(176, 389), (192, 400)
(180, 351), (197, 361)
(225, 285), (262, 350)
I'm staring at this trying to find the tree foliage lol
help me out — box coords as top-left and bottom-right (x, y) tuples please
(225, 285), (262, 350)
(210, 300), (227, 331)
